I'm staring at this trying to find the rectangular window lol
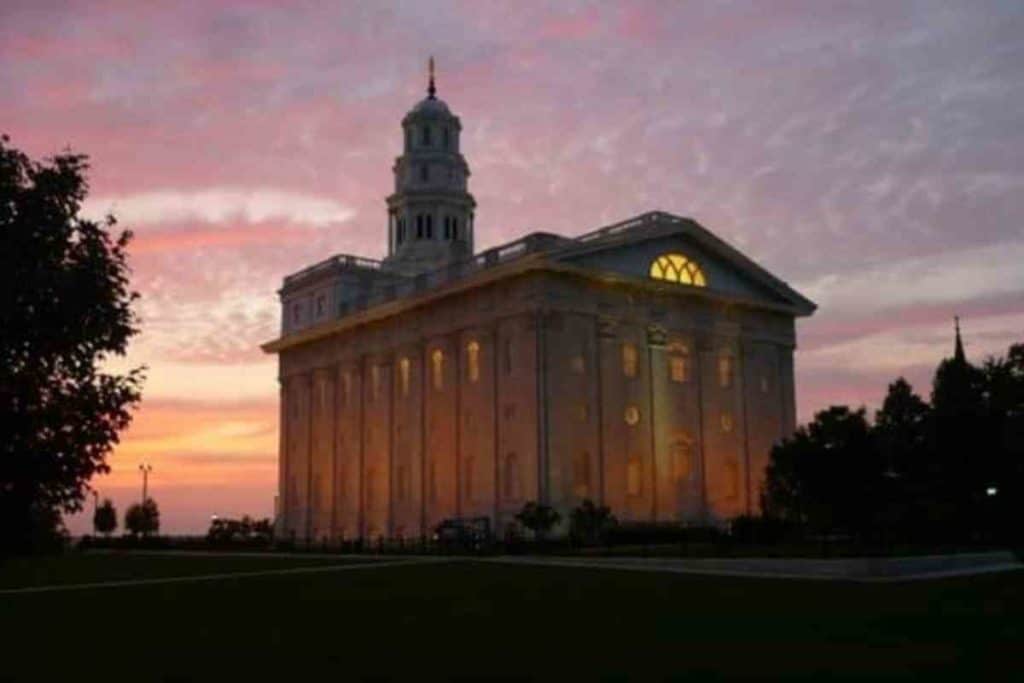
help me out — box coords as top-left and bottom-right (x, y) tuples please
(627, 458), (642, 497)
(718, 354), (733, 389)
(396, 464), (409, 502)
(503, 337), (513, 375)
(464, 456), (475, 502)
(573, 451), (590, 498)
(432, 350), (444, 391)
(371, 365), (381, 402)
(426, 214), (433, 239)
(399, 357), (410, 398)
(420, 164), (429, 182)
(315, 294), (325, 318)
(670, 355), (689, 383)
(467, 341), (480, 383)
(622, 343), (638, 378)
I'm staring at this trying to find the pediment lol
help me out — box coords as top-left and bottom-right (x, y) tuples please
(552, 213), (815, 315)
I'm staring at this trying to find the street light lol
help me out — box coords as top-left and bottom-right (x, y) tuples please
(986, 486), (998, 497)
(139, 463), (153, 504)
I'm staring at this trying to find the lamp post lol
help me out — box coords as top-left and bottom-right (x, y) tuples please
(139, 463), (153, 505)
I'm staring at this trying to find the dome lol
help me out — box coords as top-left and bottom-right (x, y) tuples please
(410, 96), (451, 116)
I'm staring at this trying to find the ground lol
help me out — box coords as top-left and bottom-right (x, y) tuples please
(1, 552), (1022, 680)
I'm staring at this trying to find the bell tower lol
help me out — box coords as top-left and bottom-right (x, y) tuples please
(385, 57), (476, 271)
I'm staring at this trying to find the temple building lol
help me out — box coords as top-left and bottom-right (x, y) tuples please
(262, 63), (816, 541)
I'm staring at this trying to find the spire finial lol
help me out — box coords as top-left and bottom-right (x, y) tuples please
(427, 56), (436, 99)
(954, 315), (966, 364)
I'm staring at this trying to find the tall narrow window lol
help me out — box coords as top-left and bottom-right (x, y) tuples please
(396, 464), (409, 502)
(464, 456), (476, 502)
(371, 365), (381, 402)
(627, 457), (642, 497)
(451, 217), (458, 240)
(503, 337), (513, 375)
(573, 451), (590, 498)
(718, 353), (733, 389)
(420, 164), (429, 182)
(398, 357), (410, 398)
(443, 216), (450, 240)
(425, 214), (433, 239)
(466, 340), (480, 383)
(416, 214), (424, 239)
(622, 343), (638, 378)
(442, 126), (449, 148)
(428, 460), (438, 503)
(341, 370), (351, 407)
(503, 453), (520, 501)
(432, 350), (444, 391)
(669, 344), (690, 383)
(724, 460), (740, 500)
(421, 125), (431, 145)
(670, 439), (693, 483)
(365, 467), (377, 508)
(721, 413), (734, 433)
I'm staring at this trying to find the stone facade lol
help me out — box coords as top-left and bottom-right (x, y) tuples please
(262, 72), (815, 542)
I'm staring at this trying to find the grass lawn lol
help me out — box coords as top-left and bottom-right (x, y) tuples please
(1, 554), (1022, 680)
(0, 551), (372, 589)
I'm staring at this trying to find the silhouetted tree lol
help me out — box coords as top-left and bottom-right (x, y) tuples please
(93, 498), (117, 537)
(515, 501), (561, 541)
(125, 498), (159, 537)
(929, 327), (990, 536)
(874, 378), (932, 533)
(0, 135), (143, 554)
(762, 406), (879, 536)
(569, 499), (616, 545)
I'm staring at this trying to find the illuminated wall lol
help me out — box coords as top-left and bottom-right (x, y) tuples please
(276, 267), (799, 540)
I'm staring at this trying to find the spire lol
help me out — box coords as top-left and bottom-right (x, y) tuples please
(427, 56), (436, 99)
(954, 315), (966, 364)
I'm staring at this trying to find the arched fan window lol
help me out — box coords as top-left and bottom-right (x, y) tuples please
(649, 253), (707, 287)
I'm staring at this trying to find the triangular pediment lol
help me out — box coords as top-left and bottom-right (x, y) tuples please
(551, 212), (815, 314)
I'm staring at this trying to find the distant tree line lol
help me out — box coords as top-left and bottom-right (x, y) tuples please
(762, 331), (1024, 544)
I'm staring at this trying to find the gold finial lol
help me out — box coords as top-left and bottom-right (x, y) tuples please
(428, 56), (436, 99)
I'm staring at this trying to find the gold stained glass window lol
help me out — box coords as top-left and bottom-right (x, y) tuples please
(649, 253), (707, 287)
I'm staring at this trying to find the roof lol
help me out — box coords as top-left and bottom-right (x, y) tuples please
(263, 211), (816, 353)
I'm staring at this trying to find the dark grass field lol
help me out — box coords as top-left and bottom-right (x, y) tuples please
(1, 553), (1022, 680)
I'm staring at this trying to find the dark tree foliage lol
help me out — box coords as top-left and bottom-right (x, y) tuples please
(0, 135), (143, 553)
(762, 337), (1024, 545)
(93, 498), (117, 536)
(569, 499), (617, 545)
(515, 501), (561, 541)
(762, 406), (878, 535)
(125, 498), (159, 537)
(207, 515), (273, 544)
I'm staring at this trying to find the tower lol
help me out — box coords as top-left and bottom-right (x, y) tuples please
(385, 57), (476, 271)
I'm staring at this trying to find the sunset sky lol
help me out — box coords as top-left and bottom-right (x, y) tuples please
(4, 1), (1022, 534)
